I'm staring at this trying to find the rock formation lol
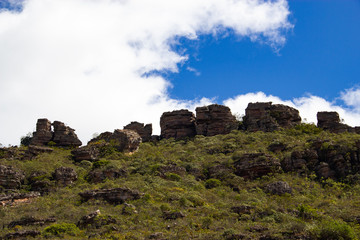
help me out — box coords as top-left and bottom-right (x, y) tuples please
(86, 168), (127, 183)
(79, 187), (143, 204)
(8, 216), (56, 228)
(317, 111), (354, 133)
(88, 129), (142, 153)
(0, 165), (24, 190)
(0, 192), (40, 206)
(195, 104), (238, 136)
(77, 210), (116, 229)
(71, 145), (101, 162)
(30, 119), (82, 147)
(265, 181), (292, 195)
(53, 167), (78, 186)
(243, 102), (301, 132)
(160, 110), (196, 139)
(124, 121), (152, 142)
(23, 145), (53, 160)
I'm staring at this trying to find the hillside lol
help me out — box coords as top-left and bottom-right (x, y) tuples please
(1, 123), (360, 239)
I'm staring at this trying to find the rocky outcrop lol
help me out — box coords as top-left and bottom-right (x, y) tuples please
(3, 230), (40, 239)
(23, 145), (53, 160)
(27, 171), (52, 194)
(53, 167), (77, 186)
(317, 112), (354, 133)
(243, 102), (301, 132)
(265, 181), (292, 195)
(0, 165), (24, 190)
(30, 119), (81, 147)
(195, 104), (238, 136)
(162, 211), (185, 220)
(160, 110), (196, 139)
(77, 210), (116, 229)
(88, 129), (142, 153)
(0, 192), (40, 207)
(71, 145), (101, 162)
(86, 168), (127, 183)
(8, 216), (56, 228)
(79, 187), (143, 204)
(233, 153), (281, 180)
(124, 122), (152, 142)
(281, 150), (319, 175)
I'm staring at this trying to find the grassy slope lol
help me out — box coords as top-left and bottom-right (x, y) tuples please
(1, 125), (360, 239)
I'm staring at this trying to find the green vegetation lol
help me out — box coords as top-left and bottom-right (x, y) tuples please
(1, 128), (360, 239)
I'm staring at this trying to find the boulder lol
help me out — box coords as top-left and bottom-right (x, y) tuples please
(243, 102), (301, 132)
(88, 129), (142, 153)
(77, 210), (116, 229)
(27, 171), (52, 194)
(71, 145), (101, 162)
(53, 167), (78, 186)
(8, 216), (56, 228)
(195, 104), (238, 136)
(79, 187), (143, 204)
(124, 121), (152, 142)
(317, 112), (353, 133)
(233, 153), (281, 180)
(30, 119), (53, 146)
(52, 121), (82, 147)
(281, 150), (319, 175)
(0, 192), (40, 206)
(265, 181), (292, 195)
(0, 165), (24, 190)
(162, 211), (185, 220)
(316, 162), (336, 179)
(23, 145), (53, 160)
(86, 168), (127, 183)
(3, 230), (40, 239)
(160, 110), (196, 139)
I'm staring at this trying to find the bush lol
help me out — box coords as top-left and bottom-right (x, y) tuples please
(20, 132), (33, 146)
(43, 223), (81, 237)
(312, 220), (357, 240)
(205, 178), (222, 189)
(165, 172), (181, 181)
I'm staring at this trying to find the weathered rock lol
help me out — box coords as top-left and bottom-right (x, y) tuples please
(268, 142), (287, 153)
(122, 203), (138, 215)
(316, 162), (336, 179)
(8, 216), (56, 228)
(27, 171), (52, 194)
(0, 165), (24, 190)
(162, 211), (185, 220)
(233, 153), (281, 180)
(243, 102), (301, 132)
(124, 121), (152, 142)
(71, 145), (101, 162)
(86, 168), (127, 183)
(23, 145), (53, 160)
(195, 104), (238, 136)
(0, 146), (20, 160)
(317, 112), (353, 133)
(281, 150), (319, 175)
(53, 167), (77, 186)
(52, 121), (82, 147)
(4, 230), (40, 239)
(30, 119), (53, 146)
(88, 129), (142, 153)
(231, 205), (254, 215)
(265, 181), (292, 195)
(79, 188), (143, 204)
(77, 210), (116, 229)
(160, 110), (196, 139)
(0, 192), (40, 207)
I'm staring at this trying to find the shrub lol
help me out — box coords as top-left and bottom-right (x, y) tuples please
(165, 172), (181, 181)
(20, 132), (33, 146)
(42, 223), (81, 237)
(92, 160), (110, 169)
(205, 178), (222, 189)
(311, 220), (357, 240)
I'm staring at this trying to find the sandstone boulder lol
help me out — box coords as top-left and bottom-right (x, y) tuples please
(88, 129), (142, 153)
(79, 187), (143, 204)
(0, 192), (40, 206)
(317, 112), (353, 133)
(30, 119), (53, 146)
(243, 102), (301, 132)
(233, 153), (281, 180)
(77, 210), (116, 229)
(265, 181), (292, 195)
(23, 145), (53, 160)
(195, 104), (238, 136)
(3, 230), (40, 239)
(160, 110), (196, 139)
(8, 216), (56, 228)
(281, 150), (319, 175)
(124, 121), (152, 142)
(71, 145), (101, 162)
(27, 171), (52, 194)
(0, 165), (24, 190)
(53, 167), (78, 186)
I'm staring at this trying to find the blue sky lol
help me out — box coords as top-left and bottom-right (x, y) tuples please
(169, 0), (360, 104)
(0, 0), (360, 146)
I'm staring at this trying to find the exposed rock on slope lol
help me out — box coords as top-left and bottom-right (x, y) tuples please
(79, 188), (143, 204)
(195, 104), (238, 136)
(317, 111), (354, 133)
(53, 167), (78, 186)
(124, 121), (152, 142)
(0, 165), (24, 190)
(160, 110), (196, 139)
(243, 102), (301, 132)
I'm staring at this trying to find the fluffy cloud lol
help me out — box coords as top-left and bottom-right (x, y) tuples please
(0, 0), (292, 145)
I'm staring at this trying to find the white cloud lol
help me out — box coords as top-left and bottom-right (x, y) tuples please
(224, 91), (360, 127)
(0, 0), (292, 145)
(340, 87), (360, 112)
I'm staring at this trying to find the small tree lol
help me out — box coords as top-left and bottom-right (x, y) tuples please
(20, 132), (33, 146)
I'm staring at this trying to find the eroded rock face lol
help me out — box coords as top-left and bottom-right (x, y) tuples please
(233, 153), (281, 180)
(0, 192), (40, 206)
(4, 230), (40, 239)
(53, 167), (78, 186)
(71, 145), (101, 162)
(30, 119), (82, 147)
(265, 181), (292, 195)
(79, 188), (143, 204)
(195, 104), (238, 136)
(243, 102), (301, 132)
(0, 165), (24, 190)
(160, 110), (196, 139)
(23, 145), (53, 160)
(8, 216), (56, 228)
(281, 150), (319, 175)
(88, 129), (142, 153)
(124, 122), (152, 142)
(317, 112), (353, 133)
(86, 168), (127, 183)
(77, 210), (116, 229)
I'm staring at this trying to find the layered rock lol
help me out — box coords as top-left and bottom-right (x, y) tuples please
(3, 230), (40, 239)
(8, 216), (56, 228)
(23, 145), (53, 160)
(88, 129), (142, 153)
(243, 102), (301, 132)
(281, 150), (319, 175)
(53, 167), (78, 186)
(0, 192), (40, 206)
(233, 153), (281, 180)
(79, 187), (143, 204)
(265, 181), (292, 195)
(124, 122), (152, 142)
(195, 104), (238, 136)
(71, 145), (101, 162)
(30, 119), (82, 147)
(160, 110), (196, 139)
(317, 112), (354, 133)
(77, 210), (116, 229)
(0, 165), (24, 190)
